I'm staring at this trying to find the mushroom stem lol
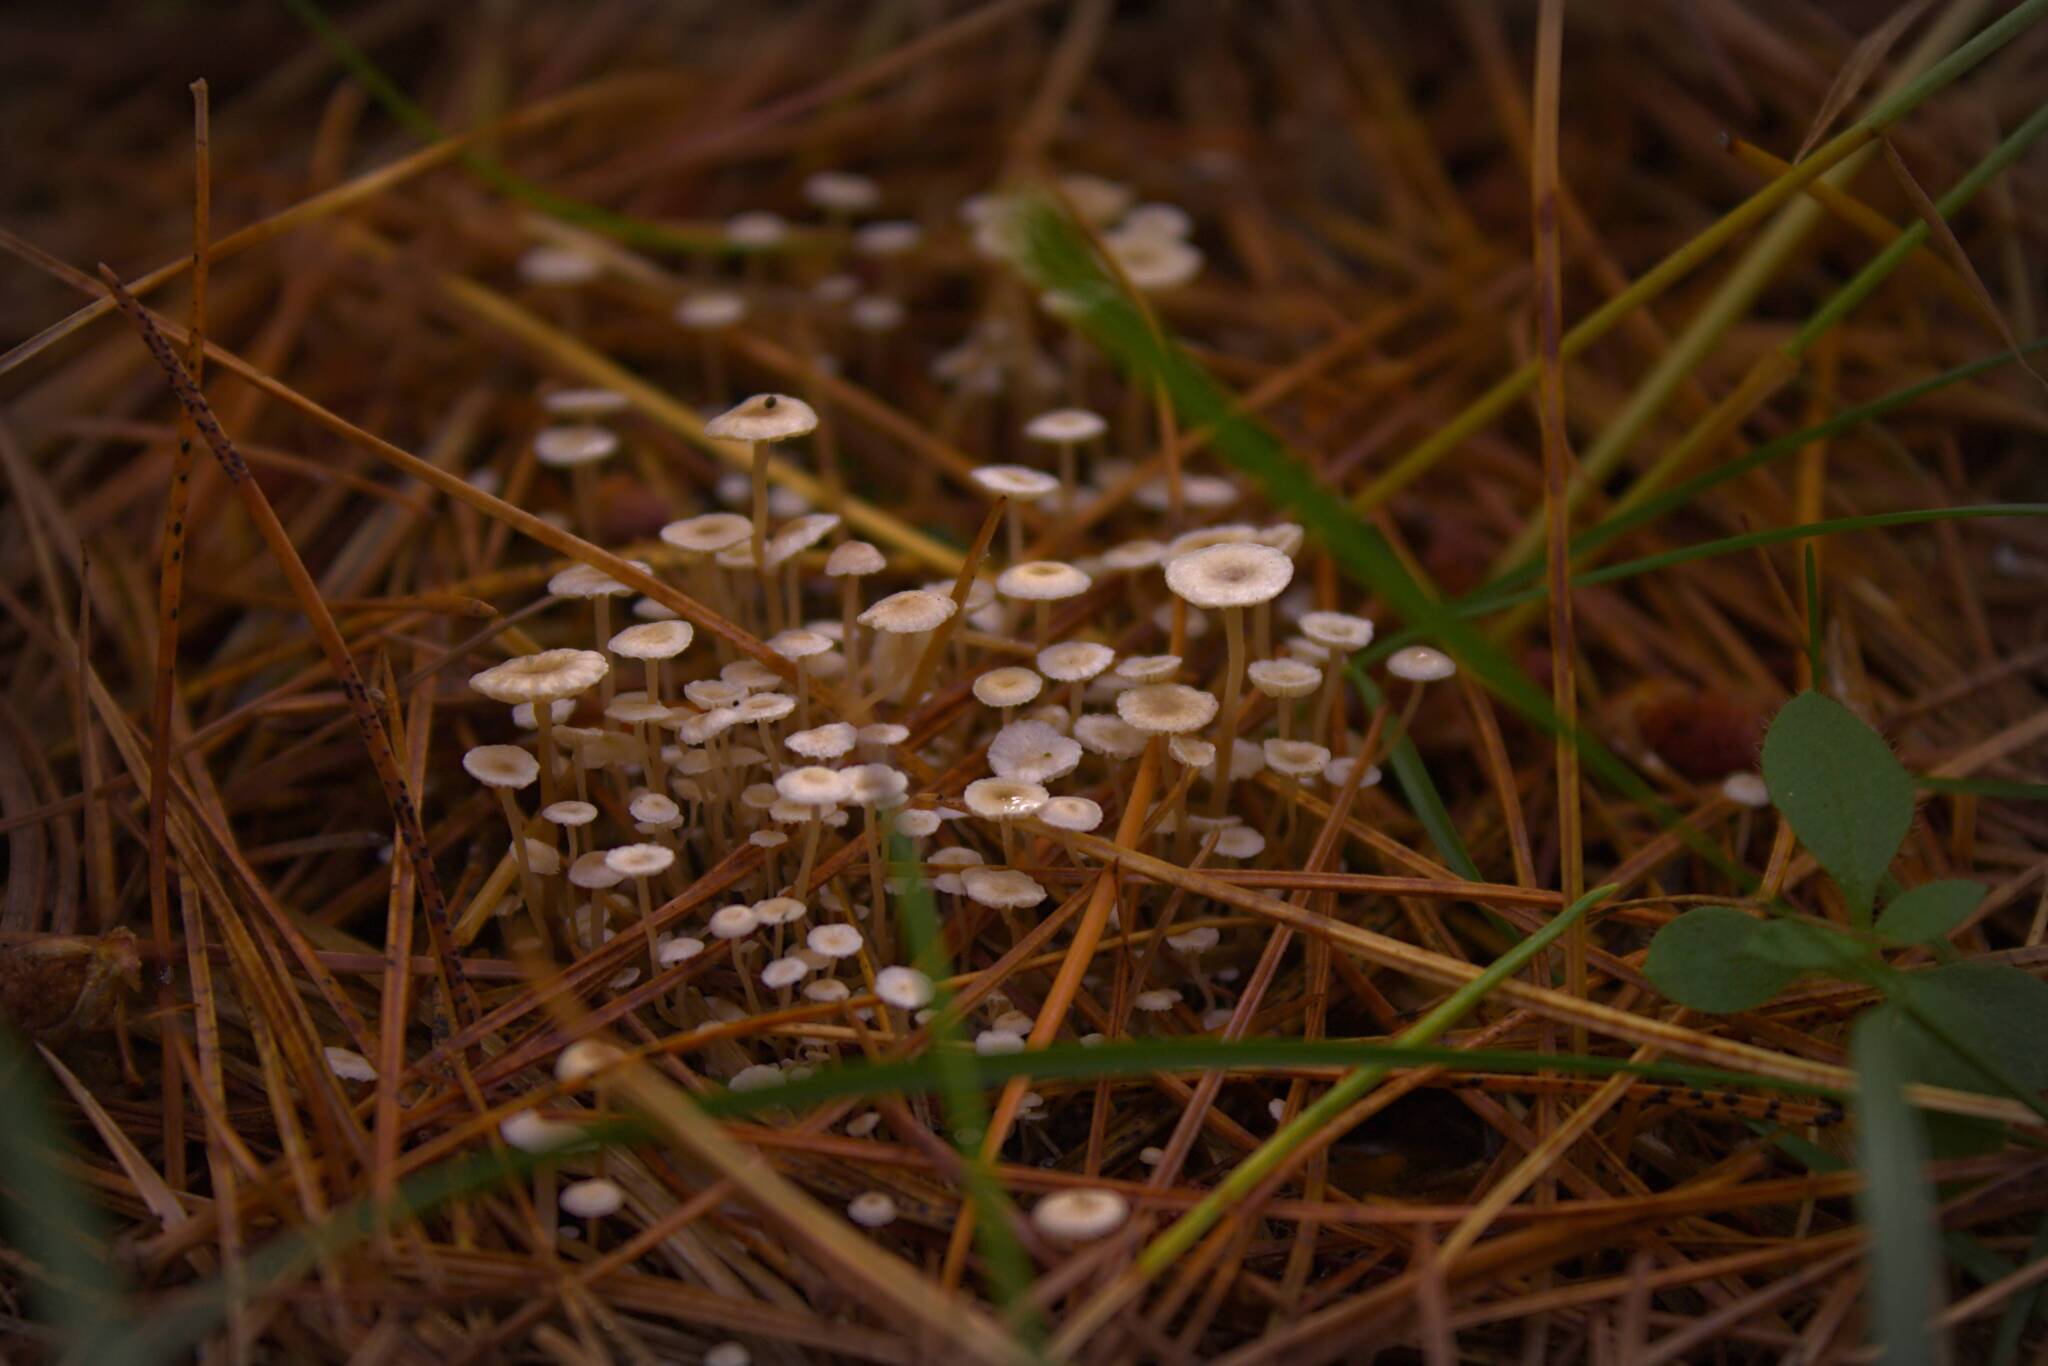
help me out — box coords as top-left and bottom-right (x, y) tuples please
(570, 465), (600, 546)
(593, 599), (614, 708)
(533, 706), (560, 808)
(634, 877), (658, 973)
(1005, 504), (1025, 565)
(1056, 439), (1077, 515)
(1206, 606), (1246, 819)
(642, 659), (662, 709)
(1033, 601), (1051, 653)
(748, 439), (770, 589)
(840, 578), (862, 685)
(861, 804), (891, 963)
(795, 814), (824, 896)
(494, 788), (552, 953)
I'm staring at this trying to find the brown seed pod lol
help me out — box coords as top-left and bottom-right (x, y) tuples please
(0, 928), (142, 1041)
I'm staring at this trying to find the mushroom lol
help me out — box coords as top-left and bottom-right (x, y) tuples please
(963, 777), (1048, 867)
(674, 290), (748, 397)
(1247, 657), (1322, 739)
(464, 744), (553, 944)
(825, 540), (886, 681)
(775, 765), (852, 895)
(1037, 639), (1114, 722)
(846, 1190), (898, 1229)
(1023, 407), (1106, 512)
(604, 843), (675, 969)
(988, 719), (1081, 784)
(995, 560), (1092, 650)
(972, 666), (1043, 726)
(1164, 543), (1295, 816)
(534, 425), (619, 539)
(971, 465), (1060, 563)
(1031, 1188), (1130, 1242)
(471, 650), (609, 807)
(704, 394), (820, 605)
(608, 620), (694, 709)
(546, 566), (637, 706)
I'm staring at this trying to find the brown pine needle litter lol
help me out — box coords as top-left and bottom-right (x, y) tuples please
(2, 3), (2046, 1362)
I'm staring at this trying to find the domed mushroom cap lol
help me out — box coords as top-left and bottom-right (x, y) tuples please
(846, 1190), (898, 1228)
(554, 1039), (623, 1084)
(1073, 712), (1147, 758)
(975, 1028), (1026, 1054)
(1101, 539), (1166, 573)
(1107, 231), (1202, 290)
(604, 697), (671, 726)
(803, 169), (881, 213)
(1299, 611), (1375, 652)
(685, 678), (745, 709)
(875, 965), (935, 1009)
(807, 923), (864, 959)
(605, 843), (675, 879)
(1024, 408), (1107, 444)
(761, 956), (811, 989)
(560, 1178), (624, 1219)
(859, 721), (910, 748)
(972, 666), (1043, 710)
(1038, 795), (1103, 832)
(859, 589), (957, 634)
(971, 464), (1060, 501)
(1263, 738), (1332, 778)
(1166, 926), (1220, 955)
(988, 720), (1081, 783)
(657, 935), (706, 965)
(472, 649), (610, 704)
(787, 722), (858, 760)
(1115, 654), (1181, 684)
(1164, 543), (1294, 609)
(568, 851), (625, 890)
(751, 896), (805, 926)
(894, 808), (942, 838)
(776, 766), (853, 807)
(854, 219), (923, 256)
(673, 290), (749, 330)
(1134, 988), (1182, 1013)
(1123, 202), (1194, 240)
(609, 620), (694, 659)
(543, 799), (599, 827)
(549, 562), (635, 599)
(724, 659), (784, 691)
(517, 244), (601, 286)
(633, 598), (681, 622)
(1117, 683), (1219, 735)
(996, 561), (1091, 602)
(724, 210), (789, 247)
(1721, 772), (1770, 808)
(1323, 756), (1382, 790)
(324, 1046), (377, 1083)
(825, 540), (886, 577)
(844, 763), (909, 807)
(542, 387), (628, 417)
(513, 699), (574, 729)
(735, 692), (796, 723)
(962, 866), (1047, 910)
(1058, 172), (1135, 224)
(629, 793), (681, 827)
(464, 744), (540, 789)
(1215, 826), (1267, 860)
(804, 978), (850, 1004)
(1388, 645), (1457, 682)
(768, 513), (842, 566)
(677, 707), (743, 744)
(501, 1109), (583, 1152)
(534, 425), (619, 468)
(705, 393), (818, 443)
(963, 777), (1049, 820)
(660, 512), (752, 554)
(1168, 734), (1216, 769)
(1032, 1188), (1130, 1242)
(1247, 658), (1321, 701)
(768, 628), (834, 661)
(708, 904), (759, 939)
(1037, 640), (1114, 682)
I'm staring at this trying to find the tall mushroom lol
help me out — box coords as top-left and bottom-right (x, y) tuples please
(1164, 544), (1293, 816)
(704, 393), (819, 594)
(471, 650), (610, 807)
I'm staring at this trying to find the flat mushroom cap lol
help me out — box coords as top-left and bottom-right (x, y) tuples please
(1107, 232), (1203, 290)
(517, 245), (600, 286)
(854, 220), (923, 256)
(971, 464), (1060, 500)
(787, 722), (858, 759)
(962, 866), (1047, 909)
(972, 666), (1043, 709)
(1299, 610), (1375, 651)
(1024, 408), (1108, 443)
(776, 766), (853, 807)
(705, 393), (818, 443)
(1168, 734), (1216, 769)
(707, 905), (758, 939)
(472, 649), (610, 704)
(875, 966), (935, 1009)
(1388, 645), (1458, 682)
(543, 799), (599, 827)
(605, 843), (675, 879)
(1263, 738), (1333, 778)
(1032, 1188), (1130, 1241)
(1115, 654), (1181, 684)
(768, 513), (842, 565)
(736, 692), (797, 723)
(534, 425), (619, 468)
(660, 512), (752, 553)
(1038, 795), (1104, 832)
(1164, 543), (1294, 609)
(609, 620), (694, 659)
(803, 169), (881, 213)
(844, 763), (909, 806)
(996, 561), (1092, 602)
(988, 720), (1081, 783)
(768, 628), (834, 661)
(807, 924), (864, 958)
(568, 852), (624, 890)
(859, 589), (957, 633)
(1101, 538), (1166, 571)
(674, 291), (748, 330)
(1072, 713), (1147, 758)
(1037, 640), (1114, 682)
(464, 744), (540, 789)
(1721, 772), (1770, 808)
(963, 777), (1050, 820)
(825, 540), (886, 577)
(1117, 683), (1219, 735)
(629, 793), (680, 826)
(894, 808), (942, 838)
(761, 956), (811, 989)
(549, 562), (634, 598)
(325, 1047), (377, 1082)
(859, 721), (910, 747)
(657, 936), (705, 965)
(543, 387), (628, 417)
(560, 1178), (624, 1219)
(725, 210), (788, 247)
(1247, 658), (1323, 699)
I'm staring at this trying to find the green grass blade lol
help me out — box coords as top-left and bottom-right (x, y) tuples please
(1852, 1007), (1948, 1365)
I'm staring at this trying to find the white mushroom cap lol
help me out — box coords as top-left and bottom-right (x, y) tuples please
(724, 659), (784, 691)
(1134, 988), (1182, 1013)
(875, 965), (935, 1009)
(605, 843), (675, 879)
(657, 936), (705, 965)
(549, 562), (638, 599)
(729, 1064), (785, 1092)
(787, 723), (858, 759)
(1107, 231), (1202, 290)
(996, 561), (1092, 602)
(988, 720), (1082, 783)
(768, 513), (842, 566)
(512, 699), (575, 729)
(808, 924), (864, 959)
(894, 808), (941, 838)
(859, 722), (910, 748)
(971, 464), (1060, 501)
(1387, 646), (1457, 682)
(1168, 734), (1216, 769)
(1032, 1188), (1130, 1241)
(1167, 926), (1220, 954)
(761, 956), (811, 990)
(324, 1046), (377, 1083)
(844, 764), (909, 807)
(632, 598), (681, 622)
(776, 766), (853, 807)
(501, 1110), (583, 1152)
(1136, 473), (1236, 511)
(848, 296), (905, 333)
(1115, 654), (1181, 684)
(472, 650), (610, 704)
(704, 1343), (751, 1366)
(735, 692), (796, 723)
(705, 393), (818, 443)
(1299, 611), (1375, 652)
(605, 698), (671, 727)
(543, 799), (599, 827)
(464, 744), (540, 789)
(803, 169), (881, 213)
(674, 290), (749, 330)
(1073, 713), (1147, 758)
(609, 620), (694, 660)
(1263, 738), (1332, 778)
(962, 866), (1046, 909)
(560, 1178), (625, 1219)
(568, 851), (625, 890)
(1721, 772), (1771, 808)
(859, 589), (957, 634)
(517, 244), (600, 286)
(1323, 756), (1382, 789)
(963, 777), (1050, 820)
(768, 628), (835, 661)
(1101, 539), (1166, 572)
(725, 210), (789, 247)
(1038, 795), (1103, 832)
(554, 1040), (623, 1084)
(1058, 173), (1135, 224)
(1247, 658), (1322, 699)
(825, 541), (886, 577)
(747, 830), (787, 849)
(660, 512), (752, 553)
(1024, 408), (1107, 444)
(541, 387), (628, 417)
(854, 220), (923, 256)
(973, 667), (1044, 710)
(846, 1190), (898, 1228)
(805, 978), (851, 1003)
(1037, 640), (1114, 682)
(521, 839), (563, 876)
(534, 425), (619, 468)
(629, 793), (681, 827)
(975, 1028), (1026, 1055)
(708, 905), (759, 939)
(678, 707), (744, 744)
(1122, 202), (1194, 239)
(1164, 543), (1294, 609)
(1117, 684), (1219, 735)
